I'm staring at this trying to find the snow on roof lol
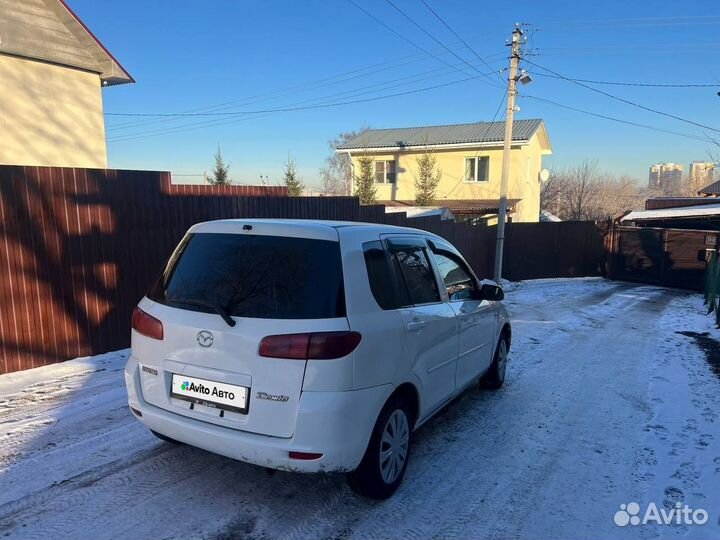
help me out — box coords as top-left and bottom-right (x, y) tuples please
(383, 206), (455, 220)
(621, 202), (720, 222)
(700, 179), (720, 195)
(540, 210), (562, 222)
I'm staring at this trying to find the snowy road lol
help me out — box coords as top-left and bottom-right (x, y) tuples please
(1, 279), (719, 540)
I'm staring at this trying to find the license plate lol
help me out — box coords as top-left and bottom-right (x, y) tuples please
(171, 374), (249, 414)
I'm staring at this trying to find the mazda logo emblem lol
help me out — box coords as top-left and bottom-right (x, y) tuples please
(197, 330), (214, 348)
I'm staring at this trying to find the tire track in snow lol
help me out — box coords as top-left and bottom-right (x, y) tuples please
(261, 283), (665, 540)
(0, 443), (213, 539)
(0, 282), (709, 540)
(326, 286), (672, 539)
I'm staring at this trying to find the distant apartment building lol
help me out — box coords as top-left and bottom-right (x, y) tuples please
(648, 162), (683, 190)
(689, 161), (715, 192)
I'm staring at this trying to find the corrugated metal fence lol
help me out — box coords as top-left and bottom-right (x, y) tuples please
(0, 165), (606, 373)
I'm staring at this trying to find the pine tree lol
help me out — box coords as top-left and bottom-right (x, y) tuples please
(354, 155), (377, 205)
(414, 149), (442, 206)
(283, 156), (305, 197)
(208, 145), (231, 185)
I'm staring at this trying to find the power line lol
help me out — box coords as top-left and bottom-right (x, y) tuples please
(109, 72), (494, 143)
(107, 47), (447, 131)
(345, 0), (491, 85)
(107, 63), (499, 120)
(490, 89), (507, 122)
(536, 15), (720, 23)
(107, 54), (507, 140)
(532, 72), (720, 88)
(108, 32), (508, 132)
(380, 0), (504, 88)
(524, 59), (720, 134)
(523, 94), (713, 144)
(533, 43), (720, 56)
(416, 0), (506, 84)
(441, 91), (507, 199)
(533, 15), (720, 28)
(537, 42), (720, 51)
(107, 59), (504, 141)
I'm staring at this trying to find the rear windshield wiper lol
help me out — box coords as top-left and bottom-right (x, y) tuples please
(166, 297), (236, 327)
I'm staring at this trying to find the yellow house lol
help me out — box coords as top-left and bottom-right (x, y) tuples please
(337, 119), (552, 223)
(0, 0), (133, 168)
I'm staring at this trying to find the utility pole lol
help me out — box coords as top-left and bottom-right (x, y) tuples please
(493, 25), (523, 282)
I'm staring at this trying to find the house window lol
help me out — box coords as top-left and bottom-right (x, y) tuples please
(464, 156), (489, 182)
(375, 160), (396, 183)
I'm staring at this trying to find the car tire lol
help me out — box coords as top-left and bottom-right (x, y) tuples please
(481, 336), (509, 390)
(347, 396), (413, 500)
(150, 429), (182, 444)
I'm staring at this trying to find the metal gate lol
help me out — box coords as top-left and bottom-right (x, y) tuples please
(609, 226), (720, 290)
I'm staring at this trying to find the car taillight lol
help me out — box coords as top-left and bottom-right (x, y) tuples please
(289, 451), (323, 460)
(132, 306), (164, 340)
(259, 331), (361, 360)
(308, 332), (362, 359)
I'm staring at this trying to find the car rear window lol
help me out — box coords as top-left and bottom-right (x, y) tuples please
(148, 233), (345, 319)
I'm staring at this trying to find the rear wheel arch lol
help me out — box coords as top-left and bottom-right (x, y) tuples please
(388, 382), (420, 428)
(354, 382), (419, 466)
(348, 383), (418, 498)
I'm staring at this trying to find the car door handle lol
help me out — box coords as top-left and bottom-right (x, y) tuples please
(406, 319), (426, 332)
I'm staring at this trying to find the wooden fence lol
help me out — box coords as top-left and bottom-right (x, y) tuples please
(0, 165), (606, 374)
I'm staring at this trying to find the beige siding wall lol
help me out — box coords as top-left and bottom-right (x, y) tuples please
(350, 135), (548, 222)
(0, 54), (107, 168)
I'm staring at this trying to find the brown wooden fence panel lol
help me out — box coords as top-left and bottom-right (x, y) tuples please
(609, 226), (720, 290)
(610, 227), (664, 284)
(0, 164), (606, 373)
(663, 229), (716, 290)
(502, 221), (607, 281)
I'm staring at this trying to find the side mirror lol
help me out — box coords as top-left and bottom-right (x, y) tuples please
(479, 283), (504, 301)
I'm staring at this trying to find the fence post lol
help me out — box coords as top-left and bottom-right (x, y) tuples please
(660, 229), (668, 287)
(606, 222), (615, 280)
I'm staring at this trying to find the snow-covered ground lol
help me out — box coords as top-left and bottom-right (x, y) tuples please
(1, 278), (719, 540)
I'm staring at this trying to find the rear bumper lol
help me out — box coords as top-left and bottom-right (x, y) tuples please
(124, 356), (391, 473)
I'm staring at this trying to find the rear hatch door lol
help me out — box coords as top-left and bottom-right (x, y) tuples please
(134, 222), (347, 438)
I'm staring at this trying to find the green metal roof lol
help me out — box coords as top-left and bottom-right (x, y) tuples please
(338, 119), (545, 150)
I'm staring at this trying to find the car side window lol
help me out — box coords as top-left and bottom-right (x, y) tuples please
(362, 241), (409, 310)
(388, 241), (441, 305)
(431, 251), (477, 301)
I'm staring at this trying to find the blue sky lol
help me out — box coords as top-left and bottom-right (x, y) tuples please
(74, 0), (720, 186)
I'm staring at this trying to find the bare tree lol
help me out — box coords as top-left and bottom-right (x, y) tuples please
(706, 136), (720, 190)
(318, 127), (368, 195)
(593, 175), (645, 220)
(540, 175), (565, 216)
(560, 160), (602, 220)
(543, 160), (645, 221)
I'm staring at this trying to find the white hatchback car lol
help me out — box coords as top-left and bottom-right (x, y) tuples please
(125, 219), (510, 498)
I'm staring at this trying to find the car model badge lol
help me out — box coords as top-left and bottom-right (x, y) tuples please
(256, 391), (289, 402)
(197, 330), (214, 348)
